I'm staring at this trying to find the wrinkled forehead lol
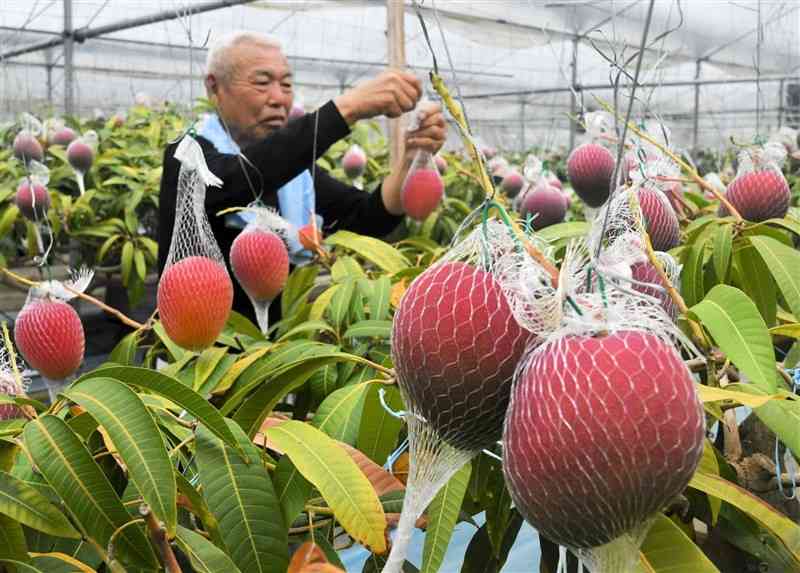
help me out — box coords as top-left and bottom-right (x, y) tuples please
(230, 42), (292, 81)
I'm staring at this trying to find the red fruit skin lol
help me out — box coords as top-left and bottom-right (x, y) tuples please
(392, 261), (532, 450)
(157, 256), (233, 352)
(567, 143), (616, 207)
(298, 224), (323, 251)
(503, 330), (704, 548)
(501, 171), (525, 198)
(230, 229), (289, 302)
(725, 171), (790, 222)
(631, 261), (678, 321)
(14, 300), (85, 380)
(520, 185), (567, 230)
(50, 127), (77, 147)
(402, 168), (444, 221)
(66, 140), (94, 172)
(342, 149), (366, 179)
(13, 133), (43, 164)
(15, 181), (50, 221)
(638, 187), (680, 251)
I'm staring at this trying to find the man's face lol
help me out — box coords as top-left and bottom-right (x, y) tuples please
(212, 42), (293, 147)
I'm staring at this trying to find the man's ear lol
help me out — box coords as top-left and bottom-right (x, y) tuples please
(205, 75), (218, 102)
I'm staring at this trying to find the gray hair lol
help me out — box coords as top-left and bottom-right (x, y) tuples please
(205, 31), (283, 82)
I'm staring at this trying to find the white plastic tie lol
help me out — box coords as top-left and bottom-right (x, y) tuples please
(175, 134), (223, 188)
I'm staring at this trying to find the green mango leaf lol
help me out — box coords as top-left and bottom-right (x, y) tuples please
(734, 244), (777, 326)
(77, 365), (239, 451)
(120, 240), (134, 286)
(282, 265), (319, 317)
(689, 285), (777, 393)
(277, 320), (336, 342)
(536, 221), (590, 243)
(421, 462), (471, 573)
(712, 223), (732, 283)
(174, 471), (226, 549)
(64, 377), (177, 536)
(0, 514), (28, 561)
(175, 525), (243, 573)
(194, 346), (229, 391)
(309, 362), (339, 405)
(23, 416), (157, 568)
(310, 284), (340, 321)
(682, 238), (708, 307)
(733, 384), (800, 460)
(332, 256), (367, 281)
(195, 424), (288, 573)
(312, 381), (371, 445)
(690, 471), (800, 563)
(344, 320), (393, 339)
(636, 513), (719, 572)
(266, 420), (387, 553)
(749, 235), (800, 319)
(29, 553), (96, 572)
(0, 561), (42, 572)
(0, 471), (79, 538)
(329, 278), (356, 331)
(226, 311), (266, 341)
(326, 230), (410, 274)
(369, 276), (392, 320)
(273, 455), (312, 528)
(771, 323), (800, 338)
(107, 331), (139, 365)
(0, 205), (20, 238)
(357, 385), (404, 465)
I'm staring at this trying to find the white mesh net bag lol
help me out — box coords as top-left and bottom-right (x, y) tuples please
(502, 266), (704, 573)
(229, 206), (291, 334)
(157, 135), (233, 352)
(13, 268), (92, 401)
(384, 216), (557, 572)
(721, 142), (791, 222)
(502, 174), (702, 571)
(0, 343), (29, 421)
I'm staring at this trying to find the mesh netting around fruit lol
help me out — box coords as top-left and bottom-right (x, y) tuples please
(163, 135), (226, 270)
(230, 206), (291, 334)
(159, 135), (233, 352)
(502, 246), (703, 572)
(384, 217), (556, 573)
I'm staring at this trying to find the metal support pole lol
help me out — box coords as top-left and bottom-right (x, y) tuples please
(44, 49), (53, 108)
(692, 60), (701, 151)
(568, 37), (578, 151)
(63, 0), (74, 116)
(778, 79), (785, 128)
(386, 0), (406, 165)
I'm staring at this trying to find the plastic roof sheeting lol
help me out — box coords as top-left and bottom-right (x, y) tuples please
(0, 0), (798, 151)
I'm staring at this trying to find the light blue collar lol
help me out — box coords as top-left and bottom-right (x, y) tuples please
(198, 113), (319, 265)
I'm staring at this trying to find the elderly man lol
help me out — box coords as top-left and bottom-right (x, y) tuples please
(158, 31), (446, 326)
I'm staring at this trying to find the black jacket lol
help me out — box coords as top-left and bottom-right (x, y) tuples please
(157, 100), (404, 326)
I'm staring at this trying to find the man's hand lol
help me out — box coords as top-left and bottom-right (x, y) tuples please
(334, 71), (422, 125)
(404, 101), (447, 156)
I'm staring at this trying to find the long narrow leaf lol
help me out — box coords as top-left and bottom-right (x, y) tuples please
(266, 420), (387, 553)
(195, 424), (288, 573)
(175, 525), (243, 573)
(65, 377), (177, 536)
(0, 471), (79, 538)
(421, 462), (471, 573)
(22, 416), (157, 568)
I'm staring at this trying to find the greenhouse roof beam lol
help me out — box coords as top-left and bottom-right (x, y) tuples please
(461, 75), (799, 99)
(0, 0), (259, 62)
(698, 4), (799, 63)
